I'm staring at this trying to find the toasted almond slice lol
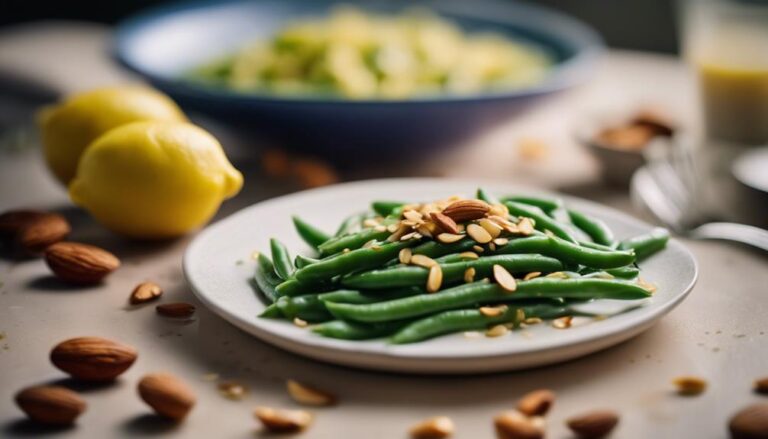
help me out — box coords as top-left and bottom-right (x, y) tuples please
(524, 317), (543, 325)
(480, 305), (508, 317)
(362, 239), (377, 249)
(401, 232), (418, 241)
(409, 416), (454, 439)
(489, 242), (496, 251)
(218, 381), (247, 400)
(430, 212), (460, 235)
(516, 308), (526, 323)
(399, 248), (413, 265)
(374, 225), (387, 232)
(552, 316), (573, 329)
(488, 203), (509, 217)
(437, 233), (464, 244)
(467, 224), (493, 244)
(478, 218), (503, 238)
(473, 245), (484, 253)
(130, 281), (163, 304)
(363, 218), (380, 228)
(493, 265), (517, 292)
(518, 217), (535, 235)
(286, 380), (336, 406)
(293, 317), (308, 328)
(458, 251), (479, 260)
(411, 254), (437, 268)
(416, 225), (433, 238)
(637, 278), (657, 293)
(486, 324), (509, 338)
(545, 271), (569, 279)
(464, 267), (476, 283)
(524, 272), (542, 281)
(673, 376), (707, 396)
(387, 223), (399, 233)
(387, 224), (409, 242)
(493, 238), (509, 246)
(255, 407), (313, 433)
(517, 389), (556, 416)
(427, 265), (443, 293)
(342, 248), (351, 254)
(403, 210), (423, 222)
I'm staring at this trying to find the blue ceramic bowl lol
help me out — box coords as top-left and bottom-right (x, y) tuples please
(115, 0), (603, 162)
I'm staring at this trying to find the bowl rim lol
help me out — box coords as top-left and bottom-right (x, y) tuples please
(113, 0), (604, 106)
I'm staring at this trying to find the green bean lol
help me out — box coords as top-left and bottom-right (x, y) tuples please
(334, 211), (369, 237)
(390, 304), (570, 344)
(495, 235), (635, 269)
(295, 240), (416, 283)
(504, 201), (577, 243)
(270, 238), (295, 280)
(275, 278), (334, 297)
(276, 295), (332, 322)
(581, 265), (640, 280)
(372, 201), (404, 217)
(294, 254), (319, 269)
(253, 253), (282, 303)
(318, 227), (390, 256)
(411, 240), (477, 258)
(502, 196), (562, 214)
(312, 320), (407, 340)
(292, 216), (330, 249)
(318, 287), (423, 304)
(342, 254), (563, 289)
(326, 278), (650, 323)
(568, 210), (616, 246)
(578, 240), (614, 251)
(259, 303), (283, 318)
(619, 228), (670, 261)
(476, 188), (501, 205)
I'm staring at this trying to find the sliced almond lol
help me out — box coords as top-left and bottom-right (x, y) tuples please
(286, 380), (336, 406)
(517, 217), (535, 235)
(517, 389), (555, 416)
(473, 245), (484, 253)
(464, 267), (476, 284)
(552, 316), (573, 329)
(293, 317), (308, 328)
(458, 252), (479, 260)
(403, 210), (423, 222)
(489, 242), (496, 251)
(410, 415), (454, 439)
(545, 271), (569, 279)
(566, 410), (620, 439)
(523, 272), (542, 281)
(401, 231), (418, 241)
(488, 203), (509, 217)
(427, 265), (443, 293)
(441, 199), (490, 222)
(362, 218), (380, 228)
(493, 238), (509, 246)
(255, 407), (313, 433)
(673, 376), (707, 396)
(411, 254), (437, 268)
(478, 218), (503, 238)
(467, 224), (493, 244)
(486, 324), (509, 338)
(218, 381), (247, 400)
(387, 224), (409, 242)
(417, 224), (433, 238)
(375, 225), (387, 232)
(494, 410), (544, 439)
(130, 282), (163, 304)
(493, 265), (517, 292)
(524, 317), (543, 325)
(480, 305), (508, 317)
(399, 248), (413, 265)
(437, 233), (464, 244)
(430, 212), (460, 234)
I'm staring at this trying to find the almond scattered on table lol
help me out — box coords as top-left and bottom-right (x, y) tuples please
(16, 213), (70, 255)
(673, 376), (707, 396)
(138, 373), (196, 421)
(218, 381), (247, 400)
(494, 410), (545, 439)
(44, 242), (120, 284)
(566, 409), (620, 439)
(50, 336), (137, 381)
(410, 415), (454, 439)
(156, 302), (196, 318)
(0, 209), (47, 238)
(255, 406), (313, 433)
(728, 403), (768, 439)
(517, 389), (555, 417)
(15, 385), (86, 425)
(130, 281), (163, 304)
(755, 377), (768, 395)
(286, 379), (336, 406)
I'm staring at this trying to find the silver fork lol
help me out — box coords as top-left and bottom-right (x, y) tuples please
(630, 139), (768, 252)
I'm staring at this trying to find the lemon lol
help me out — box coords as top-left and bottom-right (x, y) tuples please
(69, 121), (243, 239)
(40, 86), (187, 185)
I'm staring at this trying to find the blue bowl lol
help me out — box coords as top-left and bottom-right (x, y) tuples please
(115, 0), (603, 162)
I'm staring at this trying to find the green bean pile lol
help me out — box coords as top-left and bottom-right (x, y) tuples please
(251, 190), (669, 344)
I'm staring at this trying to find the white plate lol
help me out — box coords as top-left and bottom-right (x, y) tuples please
(184, 178), (697, 374)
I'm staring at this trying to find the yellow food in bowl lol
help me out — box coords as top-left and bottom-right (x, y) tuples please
(189, 7), (553, 99)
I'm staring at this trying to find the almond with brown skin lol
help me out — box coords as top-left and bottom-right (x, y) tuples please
(0, 209), (46, 238)
(15, 385), (86, 425)
(430, 212), (460, 234)
(441, 200), (490, 222)
(130, 282), (163, 304)
(410, 416), (454, 439)
(16, 213), (70, 255)
(517, 389), (555, 416)
(44, 242), (120, 284)
(494, 411), (544, 439)
(50, 336), (137, 381)
(754, 377), (768, 395)
(156, 302), (196, 318)
(286, 380), (336, 406)
(566, 410), (620, 438)
(138, 373), (196, 421)
(729, 403), (768, 439)
(255, 407), (313, 433)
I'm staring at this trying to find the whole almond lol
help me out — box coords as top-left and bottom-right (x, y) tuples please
(517, 389), (555, 416)
(130, 282), (163, 304)
(16, 213), (70, 255)
(430, 212), (460, 234)
(754, 377), (768, 395)
(50, 336), (137, 381)
(0, 209), (46, 238)
(442, 200), (490, 223)
(156, 302), (196, 318)
(494, 410), (544, 439)
(286, 380), (336, 406)
(255, 406), (313, 433)
(566, 410), (620, 438)
(138, 373), (196, 421)
(410, 415), (455, 439)
(15, 385), (86, 425)
(729, 403), (768, 439)
(44, 242), (120, 284)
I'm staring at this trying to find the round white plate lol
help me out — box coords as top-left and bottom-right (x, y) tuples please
(184, 178), (697, 374)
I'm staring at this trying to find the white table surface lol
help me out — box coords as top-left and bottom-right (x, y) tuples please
(0, 22), (766, 439)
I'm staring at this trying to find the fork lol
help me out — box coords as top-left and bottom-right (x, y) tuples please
(630, 139), (768, 252)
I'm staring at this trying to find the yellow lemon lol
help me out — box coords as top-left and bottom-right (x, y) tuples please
(69, 121), (243, 239)
(40, 86), (187, 185)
